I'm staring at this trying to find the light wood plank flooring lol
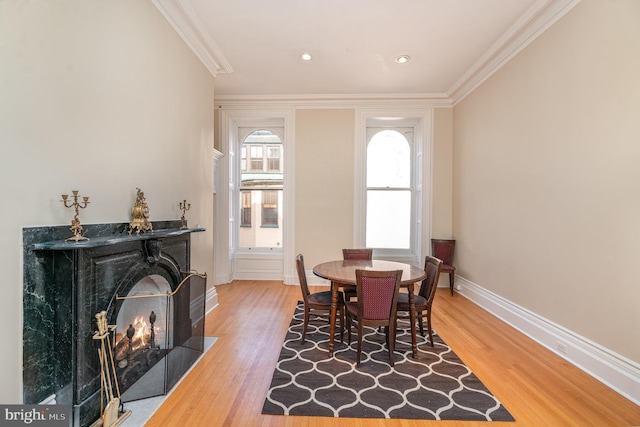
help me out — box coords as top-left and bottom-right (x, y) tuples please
(146, 280), (640, 426)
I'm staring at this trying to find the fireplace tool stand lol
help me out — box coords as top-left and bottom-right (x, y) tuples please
(91, 311), (132, 427)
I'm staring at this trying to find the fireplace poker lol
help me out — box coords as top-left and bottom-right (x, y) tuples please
(100, 339), (114, 402)
(105, 330), (122, 399)
(99, 345), (119, 426)
(98, 349), (105, 415)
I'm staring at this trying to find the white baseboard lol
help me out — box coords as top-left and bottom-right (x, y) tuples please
(456, 275), (640, 405)
(205, 286), (219, 315)
(214, 272), (232, 286)
(306, 270), (330, 286)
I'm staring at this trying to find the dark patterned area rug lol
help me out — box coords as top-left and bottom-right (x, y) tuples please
(262, 302), (514, 421)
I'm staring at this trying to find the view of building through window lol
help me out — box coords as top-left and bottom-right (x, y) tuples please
(239, 130), (283, 248)
(366, 129), (412, 249)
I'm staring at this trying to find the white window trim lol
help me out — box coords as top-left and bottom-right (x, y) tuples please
(215, 108), (295, 284)
(354, 108), (433, 266)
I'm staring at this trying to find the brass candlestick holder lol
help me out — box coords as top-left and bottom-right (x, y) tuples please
(179, 199), (191, 229)
(61, 190), (90, 242)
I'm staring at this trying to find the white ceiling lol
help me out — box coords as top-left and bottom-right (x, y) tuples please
(153, 0), (579, 101)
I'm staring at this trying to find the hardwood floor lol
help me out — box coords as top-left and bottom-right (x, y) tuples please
(146, 281), (640, 426)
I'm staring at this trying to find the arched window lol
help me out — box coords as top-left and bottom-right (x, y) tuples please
(366, 129), (412, 249)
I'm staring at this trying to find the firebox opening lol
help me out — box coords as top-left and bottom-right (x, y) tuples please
(114, 274), (173, 402)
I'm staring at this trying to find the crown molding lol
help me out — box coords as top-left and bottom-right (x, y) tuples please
(215, 94), (453, 110)
(448, 0), (582, 105)
(152, 0), (233, 76)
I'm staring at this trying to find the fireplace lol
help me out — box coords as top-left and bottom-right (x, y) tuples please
(23, 221), (206, 427)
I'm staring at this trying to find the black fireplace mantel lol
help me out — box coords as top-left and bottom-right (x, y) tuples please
(22, 221), (205, 427)
(30, 226), (204, 251)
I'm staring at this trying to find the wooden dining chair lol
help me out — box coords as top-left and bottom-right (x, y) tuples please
(341, 248), (373, 302)
(346, 269), (402, 367)
(296, 254), (344, 344)
(396, 256), (442, 347)
(431, 239), (456, 295)
(342, 248), (373, 260)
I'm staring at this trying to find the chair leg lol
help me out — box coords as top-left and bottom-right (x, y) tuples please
(450, 272), (454, 296)
(356, 322), (363, 367)
(427, 311), (434, 347)
(346, 312), (352, 344)
(300, 307), (310, 344)
(339, 306), (344, 343)
(388, 322), (396, 367)
(417, 311), (424, 336)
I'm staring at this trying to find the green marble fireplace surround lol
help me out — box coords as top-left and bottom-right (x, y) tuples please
(22, 221), (205, 427)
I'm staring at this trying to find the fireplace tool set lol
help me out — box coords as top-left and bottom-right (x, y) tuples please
(92, 311), (131, 427)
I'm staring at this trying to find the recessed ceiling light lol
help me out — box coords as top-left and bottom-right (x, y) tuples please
(395, 55), (410, 64)
(300, 53), (312, 61)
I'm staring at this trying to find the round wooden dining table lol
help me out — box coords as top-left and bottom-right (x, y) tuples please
(313, 259), (427, 358)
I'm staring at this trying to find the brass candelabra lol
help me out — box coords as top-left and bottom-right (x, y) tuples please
(179, 199), (191, 229)
(61, 190), (90, 242)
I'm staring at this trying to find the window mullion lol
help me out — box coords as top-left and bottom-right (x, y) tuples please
(367, 186), (411, 191)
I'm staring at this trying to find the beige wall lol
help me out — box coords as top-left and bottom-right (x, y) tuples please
(295, 109), (356, 268)
(453, 0), (640, 362)
(0, 1), (216, 402)
(432, 108), (454, 240)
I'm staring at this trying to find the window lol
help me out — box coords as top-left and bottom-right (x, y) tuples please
(366, 130), (412, 249)
(238, 129), (283, 248)
(267, 146), (281, 172)
(218, 109), (293, 282)
(366, 130), (412, 248)
(261, 190), (279, 227)
(250, 146), (263, 171)
(240, 191), (251, 227)
(240, 146), (247, 172)
(355, 111), (427, 263)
